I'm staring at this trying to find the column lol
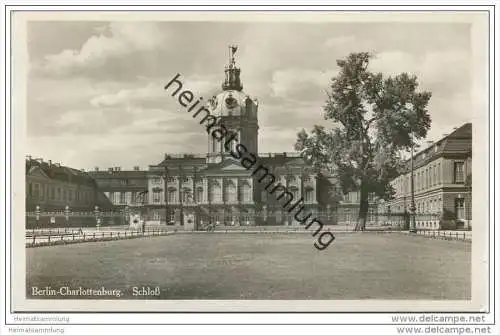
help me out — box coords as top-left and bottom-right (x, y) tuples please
(177, 176), (182, 205)
(312, 174), (317, 203)
(203, 177), (209, 204)
(236, 178), (240, 204)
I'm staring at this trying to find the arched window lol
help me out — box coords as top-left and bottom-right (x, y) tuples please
(304, 187), (314, 203)
(182, 188), (192, 203)
(290, 186), (299, 201)
(196, 187), (204, 203)
(240, 181), (252, 203)
(225, 180), (237, 203)
(167, 188), (177, 203)
(212, 137), (217, 153)
(209, 181), (222, 203)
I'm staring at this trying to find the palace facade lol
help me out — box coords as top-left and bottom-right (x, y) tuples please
(88, 49), (380, 226)
(25, 156), (112, 212)
(144, 51), (338, 226)
(378, 123), (472, 230)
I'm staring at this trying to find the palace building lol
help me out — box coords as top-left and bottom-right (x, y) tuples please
(143, 48), (338, 226)
(25, 156), (112, 212)
(378, 123), (472, 230)
(25, 47), (473, 229)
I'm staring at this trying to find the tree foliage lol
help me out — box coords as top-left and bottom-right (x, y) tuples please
(295, 52), (432, 230)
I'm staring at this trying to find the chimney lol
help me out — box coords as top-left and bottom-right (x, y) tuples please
(94, 167), (99, 172)
(108, 167), (113, 172)
(48, 160), (52, 166)
(133, 166), (140, 171)
(453, 127), (458, 131)
(26, 155), (32, 160)
(81, 168), (85, 172)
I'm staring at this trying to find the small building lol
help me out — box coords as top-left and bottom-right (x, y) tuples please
(87, 166), (148, 210)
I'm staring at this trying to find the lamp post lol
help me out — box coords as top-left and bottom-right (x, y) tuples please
(35, 205), (40, 230)
(409, 133), (417, 233)
(64, 205), (70, 229)
(179, 165), (184, 226)
(164, 166), (169, 225)
(94, 205), (100, 230)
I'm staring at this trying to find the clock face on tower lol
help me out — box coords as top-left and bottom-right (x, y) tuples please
(225, 95), (238, 109)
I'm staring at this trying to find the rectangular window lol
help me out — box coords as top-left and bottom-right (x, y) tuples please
(168, 190), (177, 203)
(40, 184), (45, 201)
(455, 198), (465, 219)
(120, 192), (126, 204)
(426, 168), (430, 189)
(196, 188), (203, 203)
(437, 163), (441, 184)
(153, 191), (161, 203)
(434, 165), (437, 185)
(68, 190), (72, 202)
(305, 189), (314, 203)
(454, 162), (465, 183)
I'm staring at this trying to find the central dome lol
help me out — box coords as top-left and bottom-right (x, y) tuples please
(208, 90), (253, 117)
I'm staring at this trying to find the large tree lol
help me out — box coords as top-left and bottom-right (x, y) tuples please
(295, 52), (432, 231)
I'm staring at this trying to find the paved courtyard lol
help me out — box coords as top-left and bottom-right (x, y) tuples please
(26, 233), (471, 300)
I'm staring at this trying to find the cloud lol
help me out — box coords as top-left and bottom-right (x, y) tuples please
(369, 49), (470, 95)
(33, 22), (167, 77)
(324, 36), (356, 48)
(25, 21), (473, 170)
(270, 69), (338, 100)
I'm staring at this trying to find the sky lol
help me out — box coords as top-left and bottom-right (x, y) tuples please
(26, 21), (473, 171)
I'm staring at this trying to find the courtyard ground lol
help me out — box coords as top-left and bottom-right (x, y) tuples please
(26, 233), (471, 300)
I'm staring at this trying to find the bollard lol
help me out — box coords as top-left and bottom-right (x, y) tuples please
(72, 234), (75, 241)
(32, 235), (35, 245)
(48, 235), (51, 243)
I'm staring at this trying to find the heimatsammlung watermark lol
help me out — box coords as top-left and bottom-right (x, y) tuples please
(164, 73), (335, 251)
